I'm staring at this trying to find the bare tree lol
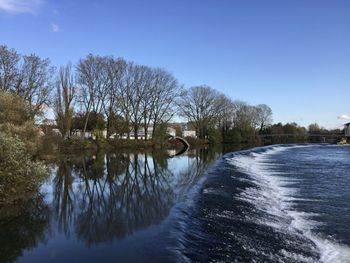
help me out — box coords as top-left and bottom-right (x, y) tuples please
(178, 85), (224, 139)
(0, 45), (20, 92)
(130, 65), (150, 140)
(232, 101), (259, 130)
(76, 57), (181, 141)
(255, 104), (273, 132)
(115, 63), (149, 140)
(149, 68), (180, 138)
(112, 61), (134, 138)
(15, 54), (54, 119)
(77, 54), (107, 136)
(216, 94), (235, 137)
(0, 46), (54, 119)
(139, 67), (154, 140)
(101, 57), (127, 138)
(55, 63), (76, 138)
(137, 67), (179, 140)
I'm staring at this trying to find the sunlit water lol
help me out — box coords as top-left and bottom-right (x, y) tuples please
(1, 145), (349, 262)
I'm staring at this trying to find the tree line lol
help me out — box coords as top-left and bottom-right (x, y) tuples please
(0, 45), (274, 142)
(1, 45), (340, 143)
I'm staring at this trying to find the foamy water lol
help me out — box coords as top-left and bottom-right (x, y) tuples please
(230, 145), (350, 263)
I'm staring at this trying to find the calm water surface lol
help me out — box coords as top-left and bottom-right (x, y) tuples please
(1, 144), (349, 263)
(0, 147), (223, 263)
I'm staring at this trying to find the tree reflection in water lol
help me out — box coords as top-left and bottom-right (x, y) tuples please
(0, 147), (219, 263)
(0, 194), (50, 263)
(53, 158), (75, 237)
(50, 149), (217, 246)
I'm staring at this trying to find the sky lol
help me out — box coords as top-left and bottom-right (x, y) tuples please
(0, 0), (349, 129)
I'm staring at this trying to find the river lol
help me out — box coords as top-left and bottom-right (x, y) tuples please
(0, 144), (349, 262)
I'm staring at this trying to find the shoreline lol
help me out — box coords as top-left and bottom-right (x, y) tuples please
(37, 134), (348, 161)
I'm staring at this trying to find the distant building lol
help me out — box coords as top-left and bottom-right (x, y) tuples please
(128, 126), (177, 139)
(345, 123), (350, 137)
(71, 125), (177, 140)
(71, 130), (93, 139)
(180, 122), (197, 138)
(182, 130), (196, 138)
(128, 129), (153, 140)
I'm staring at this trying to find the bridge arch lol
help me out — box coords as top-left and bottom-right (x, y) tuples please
(167, 135), (190, 156)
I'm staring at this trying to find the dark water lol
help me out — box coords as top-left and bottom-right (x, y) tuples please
(173, 144), (350, 263)
(0, 147), (222, 263)
(1, 145), (349, 263)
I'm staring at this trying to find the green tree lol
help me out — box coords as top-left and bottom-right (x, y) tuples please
(308, 123), (321, 134)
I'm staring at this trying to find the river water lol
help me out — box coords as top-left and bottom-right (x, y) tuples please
(0, 144), (349, 262)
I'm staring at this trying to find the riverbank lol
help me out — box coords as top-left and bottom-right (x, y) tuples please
(38, 135), (211, 158)
(38, 133), (346, 160)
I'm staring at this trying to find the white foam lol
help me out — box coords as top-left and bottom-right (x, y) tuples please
(229, 145), (350, 263)
(280, 249), (315, 263)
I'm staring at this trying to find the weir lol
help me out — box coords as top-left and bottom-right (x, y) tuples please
(259, 133), (344, 143)
(259, 133), (343, 139)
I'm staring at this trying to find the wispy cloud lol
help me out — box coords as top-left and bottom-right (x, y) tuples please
(51, 23), (60, 33)
(0, 0), (44, 14)
(338, 114), (350, 120)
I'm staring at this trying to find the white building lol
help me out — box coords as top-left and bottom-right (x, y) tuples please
(71, 125), (180, 140)
(345, 123), (350, 137)
(182, 130), (196, 138)
(71, 130), (93, 139)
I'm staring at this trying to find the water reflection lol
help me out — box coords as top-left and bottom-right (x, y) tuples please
(0, 195), (50, 263)
(47, 148), (218, 246)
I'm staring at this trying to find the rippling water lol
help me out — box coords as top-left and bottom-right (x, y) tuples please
(1, 145), (349, 262)
(173, 144), (350, 263)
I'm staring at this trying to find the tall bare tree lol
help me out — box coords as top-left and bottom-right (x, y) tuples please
(77, 54), (108, 136)
(102, 57), (127, 138)
(55, 63), (76, 138)
(232, 101), (258, 130)
(216, 94), (235, 137)
(116, 63), (149, 140)
(149, 68), (180, 138)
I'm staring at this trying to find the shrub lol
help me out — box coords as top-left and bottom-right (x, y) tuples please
(0, 132), (48, 205)
(0, 90), (43, 155)
(0, 91), (31, 125)
(0, 121), (42, 155)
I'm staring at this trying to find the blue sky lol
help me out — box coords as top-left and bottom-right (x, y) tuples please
(1, 0), (349, 128)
